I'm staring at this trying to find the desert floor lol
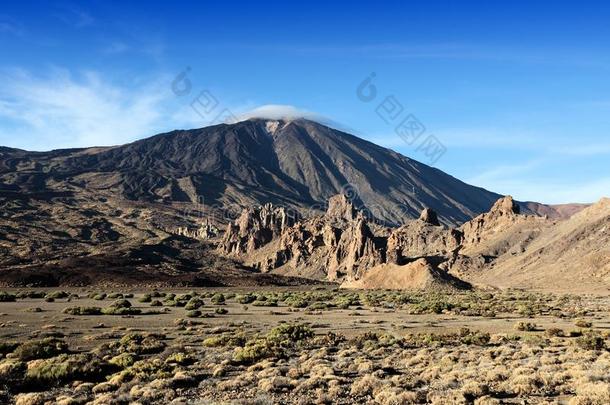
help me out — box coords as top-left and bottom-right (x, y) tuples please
(0, 287), (609, 404)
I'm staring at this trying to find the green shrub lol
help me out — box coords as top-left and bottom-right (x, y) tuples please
(514, 321), (537, 331)
(308, 302), (328, 310)
(211, 293), (225, 305)
(186, 310), (201, 318)
(233, 340), (275, 364)
(44, 291), (69, 300)
(63, 306), (102, 315)
(138, 294), (152, 303)
(252, 299), (278, 307)
(118, 333), (166, 355)
(575, 332), (606, 350)
(185, 298), (204, 310)
(236, 294), (256, 304)
(266, 323), (314, 347)
(101, 306), (141, 315)
(16, 291), (45, 299)
(215, 308), (228, 315)
(25, 353), (116, 387)
(0, 292), (16, 302)
(150, 300), (163, 307)
(110, 299), (132, 308)
(459, 328), (491, 345)
(12, 338), (69, 361)
(203, 333), (247, 348)
(109, 353), (136, 368)
(284, 295), (308, 308)
(101, 299), (140, 315)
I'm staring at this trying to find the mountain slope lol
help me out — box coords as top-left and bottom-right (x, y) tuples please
(467, 198), (610, 292)
(0, 118), (525, 226)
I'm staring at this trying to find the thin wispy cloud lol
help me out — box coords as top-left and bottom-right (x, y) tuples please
(53, 5), (94, 28)
(102, 41), (130, 55)
(0, 68), (180, 150)
(0, 16), (24, 37)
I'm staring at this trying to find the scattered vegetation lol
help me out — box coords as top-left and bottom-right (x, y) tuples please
(0, 288), (607, 404)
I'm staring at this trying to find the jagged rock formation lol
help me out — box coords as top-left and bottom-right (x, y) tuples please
(461, 196), (521, 246)
(216, 193), (610, 292)
(220, 203), (298, 255)
(458, 196), (551, 259)
(218, 195), (467, 288)
(325, 194), (357, 222)
(419, 208), (440, 226)
(218, 195), (384, 281)
(175, 220), (220, 240)
(386, 218), (462, 265)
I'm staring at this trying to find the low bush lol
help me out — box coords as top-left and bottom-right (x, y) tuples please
(44, 291), (69, 300)
(237, 294), (256, 304)
(25, 353), (116, 387)
(266, 323), (314, 347)
(211, 293), (226, 305)
(118, 333), (166, 355)
(63, 306), (102, 315)
(575, 332), (606, 350)
(12, 338), (69, 361)
(514, 321), (538, 331)
(185, 298), (204, 310)
(0, 292), (16, 302)
(138, 294), (152, 303)
(186, 310), (201, 318)
(233, 340), (275, 364)
(575, 320), (593, 328)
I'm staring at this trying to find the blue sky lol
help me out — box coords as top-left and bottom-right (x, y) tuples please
(1, 1), (609, 204)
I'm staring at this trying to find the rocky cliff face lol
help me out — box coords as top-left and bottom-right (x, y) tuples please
(218, 194), (384, 281)
(219, 203), (298, 255)
(216, 192), (610, 292)
(386, 220), (462, 265)
(218, 194), (467, 287)
(461, 196), (521, 247)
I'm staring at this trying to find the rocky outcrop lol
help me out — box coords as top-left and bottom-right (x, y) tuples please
(175, 220), (219, 240)
(218, 198), (463, 286)
(325, 194), (357, 222)
(460, 196), (520, 246)
(218, 195), (384, 280)
(219, 203), (298, 255)
(386, 209), (462, 265)
(218, 194), (593, 292)
(327, 213), (384, 281)
(419, 208), (440, 226)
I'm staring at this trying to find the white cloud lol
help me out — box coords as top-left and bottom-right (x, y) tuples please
(235, 104), (325, 122)
(0, 68), (178, 150)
